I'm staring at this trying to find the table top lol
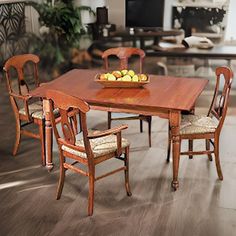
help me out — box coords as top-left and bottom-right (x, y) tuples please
(31, 69), (208, 112)
(148, 45), (236, 59)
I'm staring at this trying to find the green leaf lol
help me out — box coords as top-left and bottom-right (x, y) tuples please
(25, 0), (94, 70)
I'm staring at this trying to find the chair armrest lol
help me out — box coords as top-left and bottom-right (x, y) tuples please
(87, 124), (128, 139)
(88, 124), (128, 157)
(9, 92), (31, 100)
(58, 138), (86, 153)
(58, 125), (128, 158)
(10, 92), (32, 121)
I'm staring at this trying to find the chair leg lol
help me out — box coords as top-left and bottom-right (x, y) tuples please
(167, 125), (171, 162)
(124, 146), (132, 196)
(206, 139), (213, 161)
(108, 112), (111, 129)
(88, 169), (95, 216)
(13, 119), (21, 156)
(148, 116), (152, 147)
(39, 122), (46, 166)
(189, 140), (193, 159)
(140, 119), (143, 133)
(56, 152), (66, 200)
(214, 136), (223, 180)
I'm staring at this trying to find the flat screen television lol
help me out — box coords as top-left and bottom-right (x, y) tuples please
(125, 0), (165, 29)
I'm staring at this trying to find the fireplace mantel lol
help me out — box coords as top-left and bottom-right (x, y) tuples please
(172, 1), (229, 42)
(173, 0), (229, 8)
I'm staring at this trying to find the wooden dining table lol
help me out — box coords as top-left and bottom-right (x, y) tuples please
(30, 69), (208, 190)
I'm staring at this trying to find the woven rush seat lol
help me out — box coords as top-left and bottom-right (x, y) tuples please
(19, 102), (59, 119)
(62, 133), (129, 158)
(180, 115), (218, 135)
(19, 101), (44, 119)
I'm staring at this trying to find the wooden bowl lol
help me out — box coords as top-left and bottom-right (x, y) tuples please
(94, 74), (149, 88)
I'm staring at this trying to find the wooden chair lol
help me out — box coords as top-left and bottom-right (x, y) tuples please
(167, 66), (233, 181)
(3, 54), (47, 165)
(46, 89), (132, 216)
(102, 47), (152, 147)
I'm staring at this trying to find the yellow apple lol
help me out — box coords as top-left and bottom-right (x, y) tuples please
(107, 74), (116, 81)
(121, 69), (128, 76)
(122, 75), (132, 81)
(139, 74), (148, 81)
(128, 70), (135, 77)
(132, 75), (139, 82)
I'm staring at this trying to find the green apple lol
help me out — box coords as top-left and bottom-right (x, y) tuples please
(132, 75), (139, 82)
(128, 70), (135, 77)
(121, 69), (128, 76)
(107, 74), (116, 81)
(122, 75), (132, 81)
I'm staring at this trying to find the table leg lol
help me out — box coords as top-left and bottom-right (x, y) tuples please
(169, 110), (181, 190)
(43, 99), (53, 171)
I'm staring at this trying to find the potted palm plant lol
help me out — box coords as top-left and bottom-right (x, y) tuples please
(27, 0), (94, 76)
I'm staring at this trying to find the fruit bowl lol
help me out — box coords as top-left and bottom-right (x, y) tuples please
(94, 70), (150, 88)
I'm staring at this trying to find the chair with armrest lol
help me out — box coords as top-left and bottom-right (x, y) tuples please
(46, 89), (131, 216)
(3, 54), (77, 165)
(4, 54), (47, 165)
(167, 66), (233, 181)
(102, 47), (152, 147)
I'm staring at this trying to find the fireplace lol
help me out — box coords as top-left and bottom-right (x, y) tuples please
(172, 0), (229, 42)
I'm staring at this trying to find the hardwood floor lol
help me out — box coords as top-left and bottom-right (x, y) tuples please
(1, 77), (236, 236)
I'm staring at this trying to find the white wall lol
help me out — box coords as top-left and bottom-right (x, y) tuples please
(75, 0), (106, 11)
(25, 5), (39, 34)
(106, 0), (125, 29)
(163, 0), (173, 29)
(75, 0), (106, 24)
(225, 0), (236, 41)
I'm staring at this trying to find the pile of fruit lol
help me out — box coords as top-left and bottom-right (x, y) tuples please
(99, 70), (148, 82)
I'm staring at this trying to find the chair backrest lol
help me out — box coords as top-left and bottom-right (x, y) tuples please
(102, 47), (145, 73)
(46, 90), (94, 160)
(3, 54), (40, 95)
(208, 66), (233, 131)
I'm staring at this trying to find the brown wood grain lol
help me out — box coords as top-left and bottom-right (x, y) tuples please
(30, 69), (208, 189)
(3, 54), (45, 165)
(31, 69), (208, 112)
(46, 89), (131, 215)
(167, 66), (233, 182)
